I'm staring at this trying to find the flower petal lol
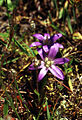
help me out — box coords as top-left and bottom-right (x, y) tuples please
(30, 42), (42, 47)
(37, 48), (44, 60)
(33, 34), (44, 41)
(51, 33), (62, 42)
(54, 58), (69, 64)
(48, 45), (58, 59)
(55, 43), (64, 49)
(49, 65), (64, 80)
(38, 61), (45, 69)
(43, 45), (49, 53)
(29, 63), (36, 70)
(44, 33), (50, 39)
(38, 67), (48, 81)
(48, 43), (64, 59)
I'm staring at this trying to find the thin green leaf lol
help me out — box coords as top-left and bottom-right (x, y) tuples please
(58, 1), (69, 19)
(0, 0), (3, 6)
(49, 11), (66, 36)
(14, 79), (23, 101)
(3, 99), (8, 116)
(23, 42), (35, 57)
(66, 9), (73, 34)
(69, 58), (73, 66)
(14, 38), (29, 56)
(49, 12), (66, 36)
(53, 0), (58, 10)
(67, 15), (73, 34)
(0, 33), (9, 38)
(57, 84), (64, 91)
(72, 6), (76, 22)
(6, 0), (14, 11)
(64, 63), (68, 74)
(0, 40), (6, 46)
(46, 98), (51, 120)
(5, 91), (21, 120)
(3, 57), (19, 65)
(34, 89), (40, 98)
(34, 89), (40, 102)
(59, 8), (64, 19)
(34, 49), (38, 55)
(36, 100), (45, 120)
(48, 12), (54, 25)
(50, 24), (67, 36)
(67, 68), (73, 73)
(75, 58), (79, 63)
(1, 70), (5, 76)
(14, 78), (30, 113)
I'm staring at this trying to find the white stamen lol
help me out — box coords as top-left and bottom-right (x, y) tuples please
(44, 57), (54, 68)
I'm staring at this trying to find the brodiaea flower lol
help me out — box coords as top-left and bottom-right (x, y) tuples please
(29, 44), (69, 81)
(30, 33), (63, 53)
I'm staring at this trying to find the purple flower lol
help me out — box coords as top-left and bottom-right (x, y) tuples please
(30, 33), (63, 53)
(29, 44), (69, 81)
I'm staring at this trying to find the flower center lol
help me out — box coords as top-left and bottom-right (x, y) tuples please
(44, 57), (54, 68)
(43, 38), (52, 46)
(43, 37), (49, 45)
(33, 58), (40, 67)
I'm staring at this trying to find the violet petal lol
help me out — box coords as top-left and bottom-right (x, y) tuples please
(48, 45), (58, 59)
(55, 43), (64, 49)
(44, 33), (50, 39)
(54, 58), (69, 64)
(48, 43), (64, 59)
(51, 33), (62, 42)
(38, 67), (48, 81)
(33, 34), (44, 41)
(29, 63), (36, 70)
(49, 65), (64, 80)
(43, 45), (49, 53)
(38, 61), (45, 69)
(30, 42), (42, 47)
(37, 48), (44, 60)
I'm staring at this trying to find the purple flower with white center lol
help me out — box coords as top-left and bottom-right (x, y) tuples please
(29, 44), (69, 81)
(30, 33), (63, 53)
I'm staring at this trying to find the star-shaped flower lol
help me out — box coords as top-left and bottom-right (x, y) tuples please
(30, 33), (63, 53)
(29, 44), (69, 81)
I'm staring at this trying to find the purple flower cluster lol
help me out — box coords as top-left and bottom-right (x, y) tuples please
(30, 33), (63, 53)
(29, 33), (69, 81)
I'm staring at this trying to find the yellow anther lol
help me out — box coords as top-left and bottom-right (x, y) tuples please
(45, 57), (49, 62)
(47, 61), (51, 65)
